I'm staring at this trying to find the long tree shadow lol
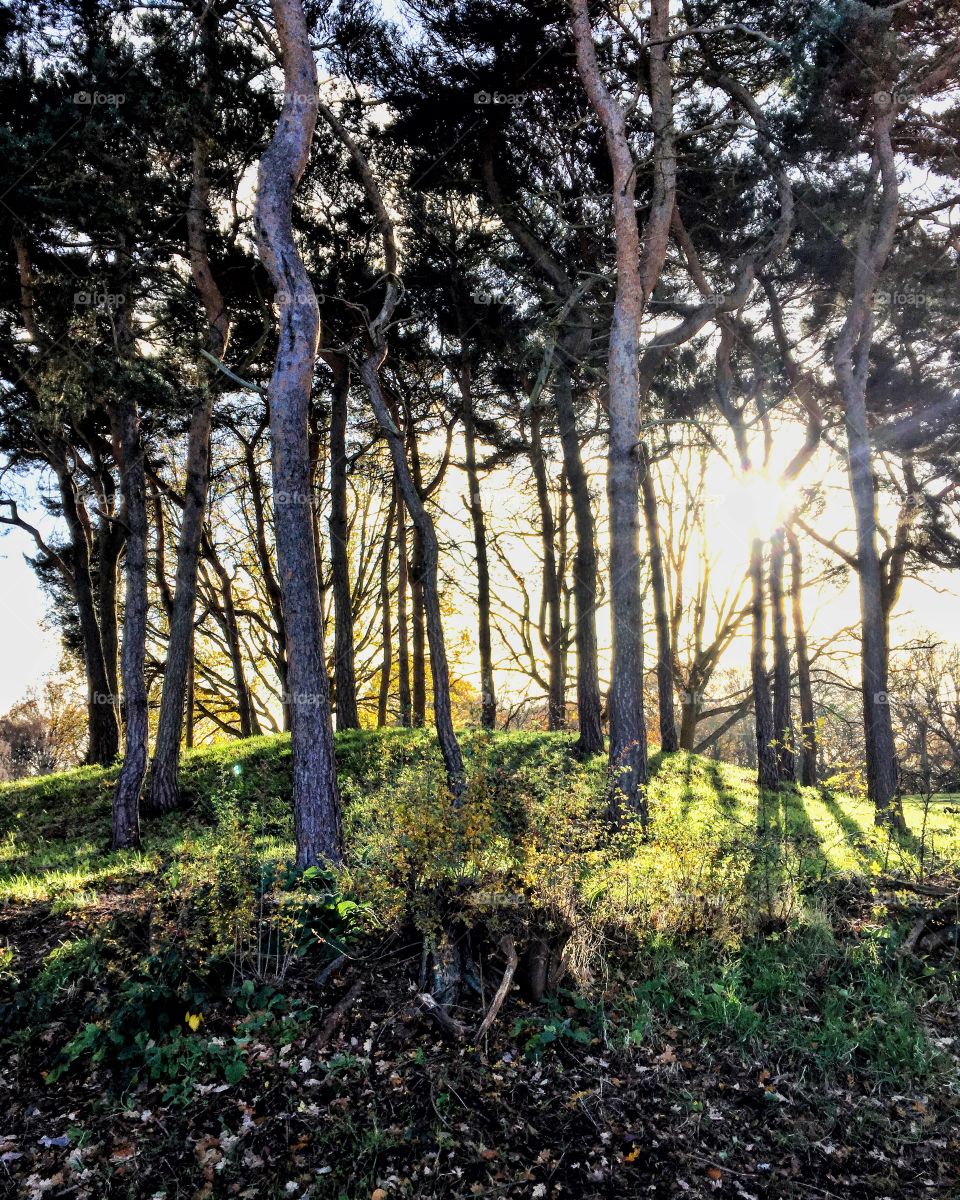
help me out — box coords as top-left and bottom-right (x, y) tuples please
(815, 786), (875, 856)
(704, 759), (741, 818)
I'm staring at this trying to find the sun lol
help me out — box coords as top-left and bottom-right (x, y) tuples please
(715, 467), (798, 540)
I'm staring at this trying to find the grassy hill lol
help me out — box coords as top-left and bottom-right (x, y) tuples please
(1, 732), (959, 1198)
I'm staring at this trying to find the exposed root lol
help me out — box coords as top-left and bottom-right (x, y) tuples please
(475, 935), (518, 1041)
(312, 976), (363, 1049)
(417, 991), (467, 1040)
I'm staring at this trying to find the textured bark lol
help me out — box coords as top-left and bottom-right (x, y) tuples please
(377, 491), (395, 727)
(362, 358), (466, 800)
(749, 538), (778, 793)
(641, 449), (678, 753)
(528, 402), (565, 730)
(396, 489), (412, 727)
(832, 103), (904, 829)
(254, 0), (342, 867)
(327, 352), (360, 729)
(317, 88), (465, 799)
(459, 360), (497, 729)
(787, 527), (817, 786)
(110, 396), (149, 851)
(409, 527), (427, 727)
(556, 352), (603, 754)
(150, 120), (228, 812)
(769, 528), (795, 784)
(571, 0), (676, 822)
(202, 533), (260, 738)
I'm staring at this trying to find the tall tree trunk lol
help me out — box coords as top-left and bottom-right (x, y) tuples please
(396, 486), (412, 727)
(110, 395), (149, 850)
(96, 515), (123, 706)
(750, 537), (778, 792)
(202, 535), (260, 737)
(409, 529), (427, 727)
(254, 0), (342, 866)
(641, 449), (678, 752)
(769, 528), (795, 784)
(528, 402), (565, 729)
(459, 360), (496, 729)
(787, 527), (817, 786)
(361, 359), (466, 799)
(327, 353), (360, 730)
(571, 0), (675, 824)
(377, 490), (395, 727)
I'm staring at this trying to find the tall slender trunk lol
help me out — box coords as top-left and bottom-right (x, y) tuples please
(844, 397), (901, 820)
(769, 528), (795, 784)
(409, 527), (427, 726)
(96, 515), (123, 705)
(571, 0), (675, 823)
(528, 403), (565, 729)
(396, 487), (412, 727)
(641, 448), (678, 752)
(377, 490), (395, 727)
(787, 527), (817, 786)
(149, 395), (214, 810)
(750, 537), (778, 792)
(327, 353), (360, 729)
(361, 358), (466, 799)
(459, 360), (496, 729)
(254, 0), (342, 867)
(110, 395), (149, 850)
(203, 536), (260, 737)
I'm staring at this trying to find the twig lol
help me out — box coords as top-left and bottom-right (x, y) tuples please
(313, 976), (363, 1048)
(417, 992), (467, 1041)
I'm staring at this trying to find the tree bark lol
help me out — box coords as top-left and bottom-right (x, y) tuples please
(396, 485), (412, 727)
(832, 102), (904, 829)
(149, 121), (228, 812)
(110, 396), (149, 850)
(459, 359), (497, 729)
(327, 352), (360, 730)
(528, 401), (565, 729)
(377, 489), (395, 727)
(254, 0), (342, 867)
(409, 525), (427, 727)
(769, 528), (795, 784)
(571, 0), (675, 823)
(749, 537), (778, 793)
(641, 449), (678, 753)
(787, 527), (817, 786)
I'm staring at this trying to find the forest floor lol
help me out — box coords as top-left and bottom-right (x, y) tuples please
(1, 731), (959, 1200)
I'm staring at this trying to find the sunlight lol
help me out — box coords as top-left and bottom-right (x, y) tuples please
(715, 468), (799, 540)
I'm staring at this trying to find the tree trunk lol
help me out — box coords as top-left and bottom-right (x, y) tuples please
(844, 393), (902, 824)
(361, 356), (466, 800)
(110, 396), (149, 850)
(409, 528), (427, 727)
(571, 0), (675, 823)
(459, 360), (496, 729)
(750, 537), (778, 793)
(641, 448), (678, 752)
(149, 394), (213, 811)
(787, 527), (817, 786)
(253, 0), (342, 867)
(396, 486), (412, 727)
(528, 402), (565, 730)
(769, 527), (795, 784)
(327, 353), (360, 730)
(377, 490), (395, 727)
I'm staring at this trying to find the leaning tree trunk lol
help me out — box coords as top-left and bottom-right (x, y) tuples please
(641, 448), (679, 753)
(749, 537), (778, 793)
(110, 395), (149, 851)
(459, 360), (497, 729)
(769, 528), (795, 785)
(361, 356), (466, 800)
(528, 402), (565, 730)
(787, 527), (817, 786)
(327, 352), (360, 730)
(253, 0), (342, 867)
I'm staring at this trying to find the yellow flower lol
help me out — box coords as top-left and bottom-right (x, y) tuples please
(185, 1011), (203, 1031)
